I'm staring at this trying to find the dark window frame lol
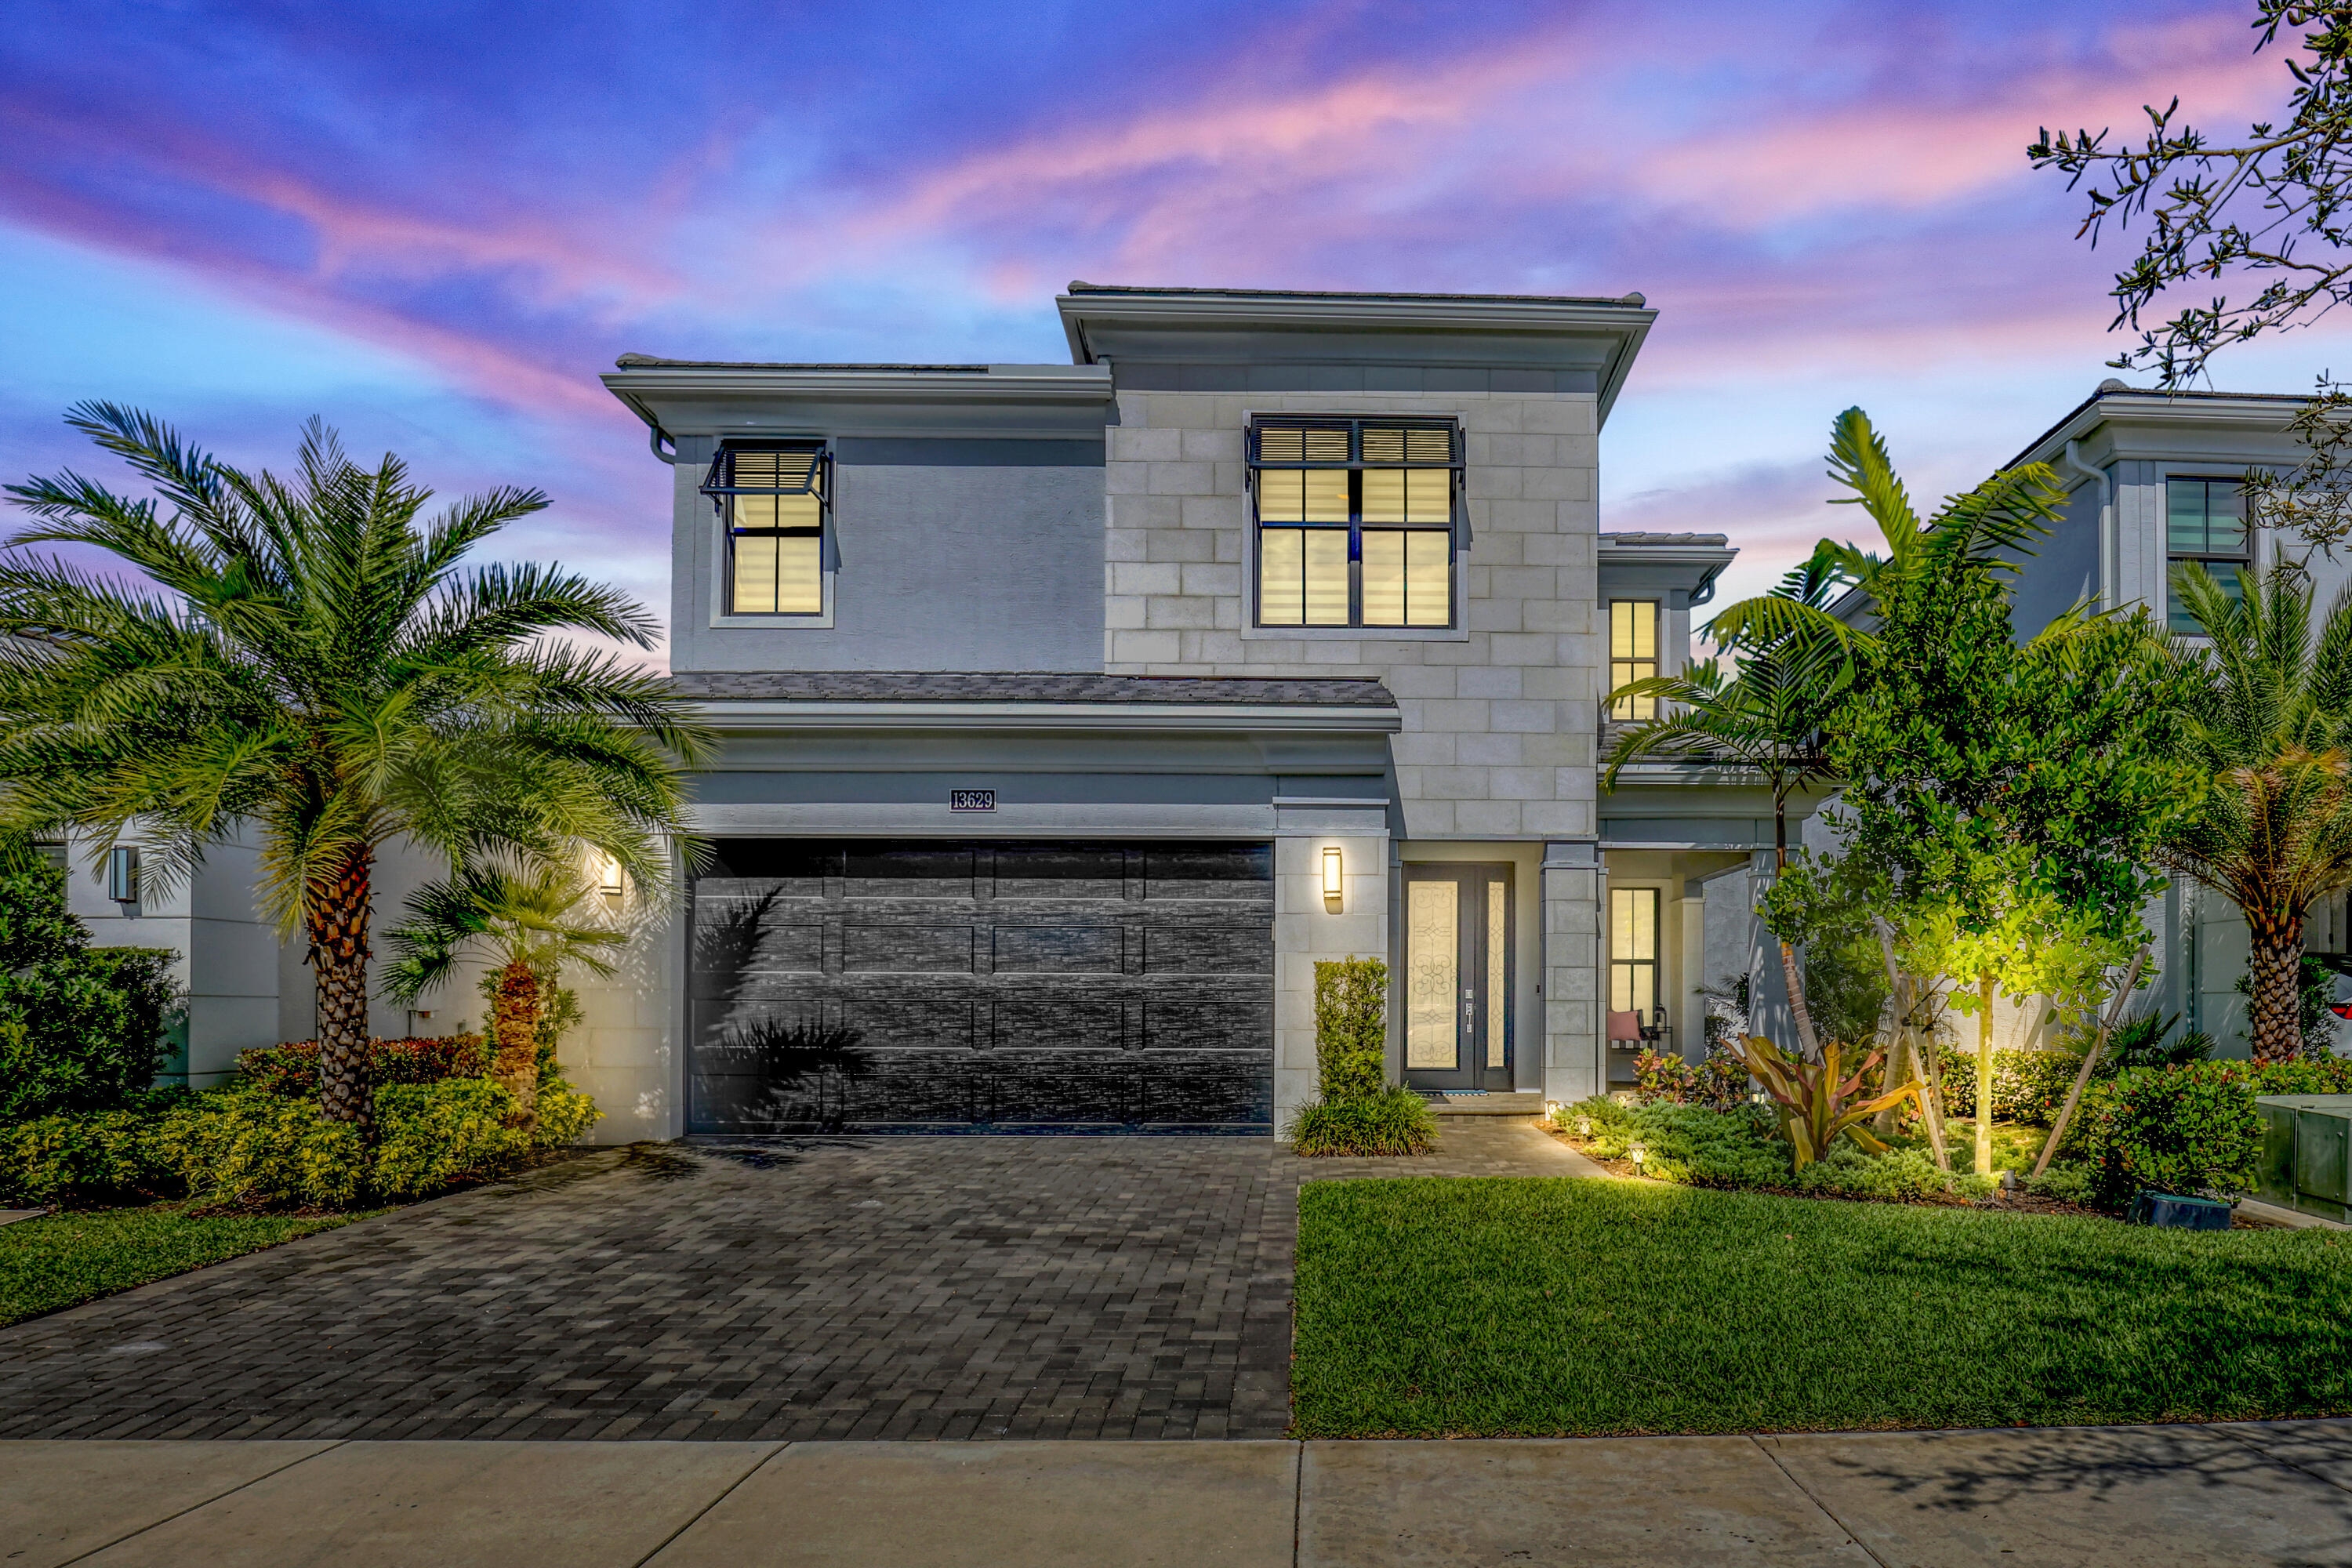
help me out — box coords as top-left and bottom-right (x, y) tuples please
(702, 441), (833, 617)
(1246, 416), (1464, 629)
(2165, 474), (2250, 636)
(1607, 599), (1660, 720)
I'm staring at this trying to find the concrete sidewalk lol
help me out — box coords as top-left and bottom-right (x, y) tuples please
(9, 1422), (2352, 1566)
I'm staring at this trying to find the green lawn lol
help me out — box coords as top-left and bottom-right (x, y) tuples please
(0, 1206), (361, 1327)
(1294, 1176), (2352, 1438)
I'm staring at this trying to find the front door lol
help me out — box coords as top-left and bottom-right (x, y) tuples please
(1400, 864), (1513, 1092)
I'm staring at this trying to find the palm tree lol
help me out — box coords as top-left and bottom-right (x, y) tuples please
(383, 862), (626, 1131)
(1602, 627), (1842, 1057)
(2162, 561), (2352, 1062)
(0, 404), (710, 1124)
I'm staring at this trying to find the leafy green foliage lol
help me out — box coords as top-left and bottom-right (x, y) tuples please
(2098, 1012), (2217, 1072)
(1287, 1087), (1436, 1157)
(0, 1078), (599, 1209)
(1293, 1177), (2352, 1437)
(1312, 957), (1387, 1105)
(2079, 1065), (2267, 1204)
(1935, 1046), (2091, 1124)
(0, 859), (180, 1122)
(1630, 1045), (1750, 1110)
(2029, 6), (2352, 387)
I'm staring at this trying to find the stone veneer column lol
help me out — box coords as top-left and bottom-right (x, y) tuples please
(1541, 839), (1602, 1105)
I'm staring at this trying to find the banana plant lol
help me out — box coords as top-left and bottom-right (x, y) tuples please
(1741, 1034), (1918, 1169)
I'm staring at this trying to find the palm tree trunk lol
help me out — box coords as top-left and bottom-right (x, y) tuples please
(2248, 911), (2307, 1065)
(1773, 797), (1823, 1060)
(490, 960), (542, 1131)
(1976, 971), (1995, 1179)
(307, 850), (375, 1128)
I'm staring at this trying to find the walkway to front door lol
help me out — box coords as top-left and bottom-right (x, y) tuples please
(0, 1122), (1597, 1443)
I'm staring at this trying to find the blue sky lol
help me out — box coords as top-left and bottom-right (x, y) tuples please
(4, 0), (2344, 655)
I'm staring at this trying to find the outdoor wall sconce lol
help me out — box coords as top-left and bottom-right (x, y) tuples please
(106, 846), (139, 906)
(589, 850), (625, 906)
(1321, 845), (1344, 913)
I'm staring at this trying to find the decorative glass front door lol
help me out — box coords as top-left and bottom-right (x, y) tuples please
(1400, 864), (1512, 1091)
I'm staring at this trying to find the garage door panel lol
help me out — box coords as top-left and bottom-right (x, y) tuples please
(1141, 925), (1272, 975)
(689, 839), (1270, 1133)
(838, 996), (978, 1050)
(990, 845), (1127, 899)
(993, 925), (1125, 973)
(1141, 1057), (1275, 1127)
(840, 924), (974, 973)
(1140, 989), (1273, 1053)
(993, 992), (1127, 1050)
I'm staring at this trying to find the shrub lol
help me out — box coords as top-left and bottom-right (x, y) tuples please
(235, 1033), (491, 1095)
(0, 860), (181, 1122)
(1312, 957), (1387, 1104)
(1937, 1046), (2086, 1125)
(2074, 1062), (2277, 1206)
(2027, 1161), (2098, 1206)
(1554, 1098), (1791, 1189)
(1287, 1086), (1435, 1156)
(1631, 1044), (1750, 1110)
(0, 1077), (599, 1210)
(1793, 1143), (1951, 1200)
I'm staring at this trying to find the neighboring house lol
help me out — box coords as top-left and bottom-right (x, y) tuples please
(79, 305), (2352, 1134)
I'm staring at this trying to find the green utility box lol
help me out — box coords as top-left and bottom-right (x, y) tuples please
(2254, 1095), (2352, 1223)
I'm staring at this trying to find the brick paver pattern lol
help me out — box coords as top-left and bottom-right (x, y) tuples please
(0, 1117), (1596, 1441)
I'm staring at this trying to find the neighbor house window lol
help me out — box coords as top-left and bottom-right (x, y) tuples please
(1609, 601), (1658, 719)
(2166, 476), (2247, 634)
(1250, 418), (1460, 628)
(1610, 886), (1658, 1018)
(704, 442), (829, 615)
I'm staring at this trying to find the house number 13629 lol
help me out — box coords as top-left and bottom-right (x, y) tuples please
(950, 789), (996, 812)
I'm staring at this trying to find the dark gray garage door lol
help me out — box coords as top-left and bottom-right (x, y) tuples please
(688, 840), (1274, 1133)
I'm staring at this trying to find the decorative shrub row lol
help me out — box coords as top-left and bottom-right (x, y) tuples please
(1557, 1097), (1997, 1204)
(2060, 1058), (2352, 1206)
(234, 1033), (492, 1095)
(0, 1079), (599, 1210)
(1933, 1047), (2089, 1124)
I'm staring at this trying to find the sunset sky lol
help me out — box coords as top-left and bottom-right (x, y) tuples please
(3, 0), (2343, 656)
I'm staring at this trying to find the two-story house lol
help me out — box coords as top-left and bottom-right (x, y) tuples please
(577, 284), (1744, 1137)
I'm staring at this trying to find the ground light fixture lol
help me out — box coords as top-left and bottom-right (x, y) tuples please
(1628, 1143), (1646, 1173)
(1321, 845), (1344, 912)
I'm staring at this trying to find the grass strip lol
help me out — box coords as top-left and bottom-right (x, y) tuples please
(0, 1205), (359, 1327)
(1294, 1175), (2352, 1437)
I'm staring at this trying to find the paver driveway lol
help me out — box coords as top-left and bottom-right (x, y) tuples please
(0, 1118), (1598, 1443)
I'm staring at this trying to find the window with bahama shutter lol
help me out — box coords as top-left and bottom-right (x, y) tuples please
(1249, 418), (1460, 629)
(703, 444), (829, 615)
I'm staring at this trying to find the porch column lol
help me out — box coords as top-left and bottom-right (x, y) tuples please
(1541, 838), (1602, 1105)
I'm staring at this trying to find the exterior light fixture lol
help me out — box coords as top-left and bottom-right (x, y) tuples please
(1321, 846), (1344, 913)
(1628, 1143), (1646, 1173)
(1576, 1116), (1593, 1138)
(590, 850), (625, 905)
(107, 846), (140, 905)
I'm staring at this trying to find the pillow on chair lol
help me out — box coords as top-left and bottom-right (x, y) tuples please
(1606, 1009), (1643, 1042)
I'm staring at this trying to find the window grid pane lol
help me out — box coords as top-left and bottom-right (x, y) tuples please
(1610, 887), (1659, 1017)
(1609, 601), (1659, 719)
(1251, 418), (1458, 628)
(2166, 476), (2251, 633)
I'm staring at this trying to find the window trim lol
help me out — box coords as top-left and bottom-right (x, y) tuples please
(1246, 416), (1464, 631)
(2163, 472), (2252, 637)
(1609, 884), (1661, 1019)
(702, 440), (834, 622)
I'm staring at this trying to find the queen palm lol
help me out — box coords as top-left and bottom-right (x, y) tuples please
(0, 404), (709, 1124)
(2163, 561), (2352, 1062)
(384, 862), (627, 1131)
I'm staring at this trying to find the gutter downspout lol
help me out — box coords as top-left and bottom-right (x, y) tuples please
(2060, 439), (2113, 609)
(648, 423), (679, 464)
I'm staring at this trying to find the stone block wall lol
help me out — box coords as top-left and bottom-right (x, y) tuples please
(1103, 388), (1604, 845)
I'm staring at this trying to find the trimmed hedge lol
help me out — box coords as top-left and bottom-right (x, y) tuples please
(1935, 1046), (2086, 1125)
(0, 861), (180, 1123)
(235, 1034), (491, 1095)
(0, 1078), (600, 1210)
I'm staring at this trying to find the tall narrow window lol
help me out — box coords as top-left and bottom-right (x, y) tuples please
(1609, 601), (1658, 719)
(1610, 886), (1658, 1018)
(1251, 418), (1459, 628)
(2166, 477), (2248, 634)
(704, 443), (829, 615)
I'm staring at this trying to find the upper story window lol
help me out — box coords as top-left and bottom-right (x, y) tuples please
(1608, 600), (1658, 719)
(2166, 476), (2248, 634)
(1249, 418), (1461, 628)
(703, 442), (830, 615)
